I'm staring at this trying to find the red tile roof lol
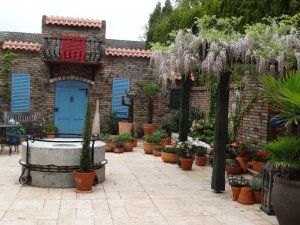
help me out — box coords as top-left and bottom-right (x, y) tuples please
(105, 47), (151, 58)
(44, 16), (103, 28)
(2, 40), (41, 52)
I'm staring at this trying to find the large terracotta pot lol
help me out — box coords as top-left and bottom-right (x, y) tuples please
(231, 186), (241, 201)
(103, 141), (115, 152)
(253, 191), (262, 204)
(272, 175), (300, 225)
(73, 170), (96, 193)
(252, 160), (265, 173)
(161, 152), (177, 163)
(195, 156), (207, 166)
(237, 187), (255, 205)
(143, 123), (157, 136)
(124, 141), (134, 151)
(179, 157), (194, 170)
(143, 142), (158, 154)
(118, 122), (137, 135)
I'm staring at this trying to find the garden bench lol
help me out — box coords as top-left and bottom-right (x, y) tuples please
(2, 112), (45, 135)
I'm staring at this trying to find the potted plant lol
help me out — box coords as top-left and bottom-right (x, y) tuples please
(249, 176), (263, 203)
(225, 159), (243, 174)
(43, 123), (58, 139)
(103, 112), (119, 135)
(227, 175), (249, 201)
(177, 141), (196, 170)
(259, 71), (300, 225)
(153, 129), (169, 148)
(114, 141), (125, 153)
(136, 81), (160, 135)
(142, 135), (161, 154)
(195, 146), (207, 166)
(73, 100), (96, 193)
(153, 145), (162, 157)
(99, 134), (115, 152)
(118, 133), (134, 151)
(161, 146), (178, 163)
(7, 122), (25, 145)
(250, 150), (268, 173)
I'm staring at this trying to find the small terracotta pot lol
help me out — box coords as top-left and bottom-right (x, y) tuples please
(153, 149), (161, 157)
(179, 157), (194, 170)
(237, 187), (255, 205)
(46, 134), (55, 139)
(143, 123), (157, 136)
(73, 170), (96, 193)
(252, 160), (265, 173)
(103, 141), (115, 152)
(161, 152), (177, 163)
(231, 186), (241, 201)
(253, 191), (262, 203)
(225, 166), (243, 174)
(195, 156), (207, 166)
(143, 142), (158, 154)
(124, 141), (134, 151)
(114, 147), (124, 153)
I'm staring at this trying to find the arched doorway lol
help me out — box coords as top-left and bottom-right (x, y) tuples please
(54, 80), (89, 135)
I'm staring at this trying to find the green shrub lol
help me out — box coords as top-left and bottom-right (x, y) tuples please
(163, 146), (177, 154)
(227, 175), (249, 187)
(103, 112), (119, 135)
(153, 129), (166, 139)
(143, 135), (161, 143)
(154, 146), (162, 151)
(43, 123), (58, 134)
(99, 133), (114, 141)
(116, 141), (124, 148)
(195, 146), (207, 157)
(249, 176), (263, 191)
(118, 133), (133, 142)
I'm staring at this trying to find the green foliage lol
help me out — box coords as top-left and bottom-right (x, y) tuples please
(248, 176), (263, 191)
(136, 82), (160, 99)
(154, 145), (163, 151)
(189, 117), (215, 144)
(163, 146), (178, 153)
(80, 100), (92, 173)
(43, 124), (58, 134)
(264, 136), (300, 174)
(103, 112), (119, 135)
(153, 129), (167, 139)
(195, 146), (207, 156)
(7, 124), (25, 135)
(227, 174), (249, 187)
(1, 50), (17, 106)
(177, 141), (196, 158)
(117, 133), (133, 142)
(259, 71), (300, 126)
(142, 135), (161, 143)
(115, 141), (124, 148)
(99, 133), (114, 141)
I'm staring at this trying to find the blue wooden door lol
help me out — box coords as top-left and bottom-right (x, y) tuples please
(54, 81), (88, 135)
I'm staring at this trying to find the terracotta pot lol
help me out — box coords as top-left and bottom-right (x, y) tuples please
(103, 141), (115, 152)
(161, 137), (171, 148)
(179, 157), (194, 170)
(161, 152), (177, 163)
(242, 156), (252, 164)
(195, 156), (207, 166)
(272, 175), (300, 225)
(237, 187), (255, 205)
(153, 149), (161, 157)
(225, 166), (243, 174)
(118, 122), (137, 135)
(114, 147), (124, 153)
(46, 134), (55, 139)
(253, 191), (262, 203)
(236, 156), (248, 172)
(231, 186), (241, 201)
(252, 160), (265, 173)
(124, 141), (134, 151)
(143, 123), (157, 136)
(143, 141), (159, 154)
(73, 170), (96, 193)
(133, 138), (138, 147)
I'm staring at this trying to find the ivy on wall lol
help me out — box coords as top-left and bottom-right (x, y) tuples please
(1, 50), (16, 107)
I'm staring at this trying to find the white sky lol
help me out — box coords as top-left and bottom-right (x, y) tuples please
(0, 0), (164, 41)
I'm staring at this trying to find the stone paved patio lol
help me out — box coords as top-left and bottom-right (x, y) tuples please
(0, 142), (278, 225)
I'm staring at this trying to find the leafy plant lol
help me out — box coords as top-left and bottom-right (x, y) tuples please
(142, 135), (161, 143)
(80, 100), (92, 173)
(227, 175), (249, 187)
(177, 141), (196, 158)
(103, 112), (119, 135)
(99, 133), (114, 142)
(195, 146), (207, 157)
(154, 145), (162, 151)
(163, 146), (177, 154)
(153, 129), (166, 139)
(115, 141), (124, 148)
(136, 81), (160, 124)
(249, 176), (263, 191)
(7, 124), (25, 135)
(43, 124), (58, 134)
(118, 133), (133, 142)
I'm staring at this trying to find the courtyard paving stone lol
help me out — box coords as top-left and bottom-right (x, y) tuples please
(0, 142), (278, 225)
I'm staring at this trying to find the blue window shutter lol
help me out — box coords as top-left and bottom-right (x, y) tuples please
(112, 78), (129, 118)
(11, 73), (30, 112)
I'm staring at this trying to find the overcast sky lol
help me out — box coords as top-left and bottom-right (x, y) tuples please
(0, 0), (164, 41)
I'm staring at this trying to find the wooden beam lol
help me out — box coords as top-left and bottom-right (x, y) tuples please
(211, 71), (230, 192)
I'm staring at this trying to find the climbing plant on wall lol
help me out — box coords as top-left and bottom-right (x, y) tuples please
(1, 50), (16, 107)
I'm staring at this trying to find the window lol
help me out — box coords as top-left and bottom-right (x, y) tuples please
(169, 89), (181, 109)
(112, 78), (129, 118)
(11, 73), (30, 112)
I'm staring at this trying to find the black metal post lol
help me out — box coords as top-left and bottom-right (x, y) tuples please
(211, 71), (230, 192)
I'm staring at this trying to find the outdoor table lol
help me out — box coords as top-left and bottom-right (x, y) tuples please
(0, 123), (17, 155)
